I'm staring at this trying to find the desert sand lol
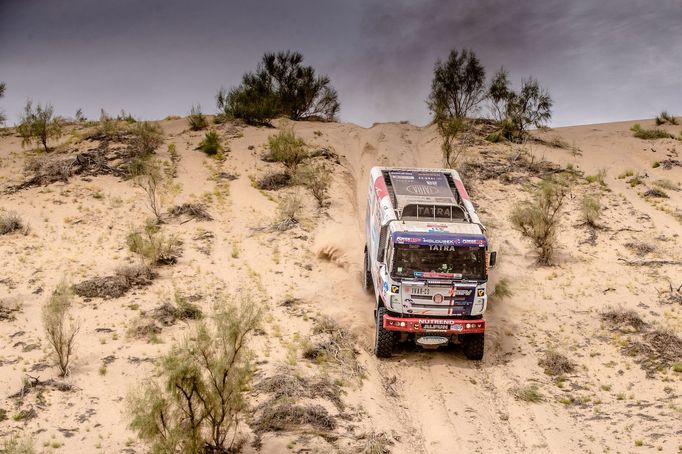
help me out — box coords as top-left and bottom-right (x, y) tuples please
(0, 117), (681, 453)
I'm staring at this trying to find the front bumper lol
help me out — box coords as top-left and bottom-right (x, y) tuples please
(383, 314), (485, 334)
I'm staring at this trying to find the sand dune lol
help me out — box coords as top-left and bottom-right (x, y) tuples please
(0, 117), (680, 453)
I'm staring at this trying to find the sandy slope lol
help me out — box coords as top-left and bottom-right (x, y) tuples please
(0, 117), (681, 453)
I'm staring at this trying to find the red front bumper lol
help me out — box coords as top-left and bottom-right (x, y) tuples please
(383, 314), (485, 334)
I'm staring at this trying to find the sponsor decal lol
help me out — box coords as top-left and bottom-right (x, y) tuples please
(406, 185), (439, 195)
(415, 271), (462, 279)
(477, 288), (485, 297)
(374, 175), (389, 201)
(393, 232), (487, 247)
(390, 285), (399, 294)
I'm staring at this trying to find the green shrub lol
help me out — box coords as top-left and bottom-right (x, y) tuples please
(196, 130), (223, 155)
(0, 81), (5, 125)
(129, 157), (176, 223)
(631, 123), (674, 140)
(585, 168), (607, 186)
(0, 435), (36, 454)
(512, 383), (543, 402)
(187, 104), (208, 131)
(510, 179), (568, 265)
(127, 222), (182, 266)
(268, 128), (307, 171)
(129, 121), (164, 155)
(42, 280), (79, 377)
(580, 194), (601, 227)
(276, 190), (305, 231)
(655, 111), (678, 125)
(17, 100), (63, 152)
(128, 294), (261, 453)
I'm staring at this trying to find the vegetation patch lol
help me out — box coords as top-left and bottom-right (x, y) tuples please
(72, 265), (155, 299)
(512, 383), (543, 402)
(253, 367), (344, 410)
(630, 123), (675, 140)
(303, 316), (364, 379)
(256, 171), (291, 190)
(601, 308), (647, 333)
(0, 212), (26, 235)
(624, 241), (655, 255)
(168, 202), (213, 221)
(539, 350), (576, 376)
(643, 188), (669, 198)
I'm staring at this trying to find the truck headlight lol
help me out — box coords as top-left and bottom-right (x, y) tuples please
(390, 295), (400, 305)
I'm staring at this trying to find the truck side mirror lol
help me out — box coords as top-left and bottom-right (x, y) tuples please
(489, 251), (497, 268)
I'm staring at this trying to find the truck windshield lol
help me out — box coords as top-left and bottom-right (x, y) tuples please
(391, 244), (485, 280)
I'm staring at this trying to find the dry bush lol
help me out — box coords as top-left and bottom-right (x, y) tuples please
(643, 188), (669, 198)
(0, 298), (21, 321)
(129, 157), (177, 223)
(167, 202), (213, 221)
(253, 403), (336, 436)
(256, 171), (291, 190)
(0, 212), (26, 235)
(42, 280), (79, 377)
(275, 190), (304, 231)
(253, 366), (344, 410)
(149, 293), (203, 327)
(624, 241), (655, 255)
(72, 265), (155, 299)
(622, 329), (682, 377)
(580, 194), (601, 227)
(652, 179), (680, 191)
(510, 179), (568, 265)
(23, 154), (74, 185)
(294, 161), (332, 207)
(126, 223), (182, 266)
(601, 308), (647, 333)
(359, 431), (393, 454)
(539, 350), (576, 376)
(128, 294), (261, 453)
(268, 127), (308, 171)
(303, 316), (364, 379)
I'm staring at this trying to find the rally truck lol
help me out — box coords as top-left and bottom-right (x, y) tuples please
(364, 167), (497, 359)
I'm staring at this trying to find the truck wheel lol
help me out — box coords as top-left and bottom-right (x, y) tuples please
(374, 307), (394, 358)
(363, 248), (373, 291)
(463, 333), (484, 360)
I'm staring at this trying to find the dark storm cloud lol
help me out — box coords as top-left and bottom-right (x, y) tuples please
(1, 0), (681, 127)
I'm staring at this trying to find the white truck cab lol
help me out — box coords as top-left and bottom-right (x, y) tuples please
(364, 167), (496, 359)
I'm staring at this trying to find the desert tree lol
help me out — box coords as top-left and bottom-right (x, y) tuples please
(510, 178), (568, 265)
(42, 280), (79, 377)
(218, 50), (340, 124)
(506, 78), (553, 138)
(487, 68), (512, 122)
(17, 100), (63, 152)
(427, 49), (486, 122)
(128, 293), (261, 453)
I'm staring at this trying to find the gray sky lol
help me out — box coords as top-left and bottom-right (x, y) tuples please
(1, 0), (681, 127)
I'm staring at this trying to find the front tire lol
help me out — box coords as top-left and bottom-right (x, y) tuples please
(374, 307), (395, 358)
(463, 333), (485, 360)
(363, 247), (373, 291)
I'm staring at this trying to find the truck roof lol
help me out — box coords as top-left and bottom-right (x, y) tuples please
(369, 166), (482, 228)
